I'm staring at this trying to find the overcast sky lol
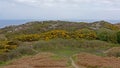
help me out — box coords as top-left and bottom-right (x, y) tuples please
(0, 0), (120, 20)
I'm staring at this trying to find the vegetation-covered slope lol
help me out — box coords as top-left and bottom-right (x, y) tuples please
(0, 20), (120, 68)
(0, 20), (119, 34)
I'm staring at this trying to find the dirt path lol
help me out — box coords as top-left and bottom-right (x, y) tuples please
(70, 57), (79, 68)
(70, 57), (86, 68)
(2, 53), (87, 68)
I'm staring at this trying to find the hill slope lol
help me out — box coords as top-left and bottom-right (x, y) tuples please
(0, 20), (120, 68)
(0, 20), (119, 39)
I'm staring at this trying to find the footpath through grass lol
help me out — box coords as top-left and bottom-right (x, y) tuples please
(0, 39), (119, 67)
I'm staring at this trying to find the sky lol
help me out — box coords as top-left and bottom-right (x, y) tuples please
(0, 0), (120, 20)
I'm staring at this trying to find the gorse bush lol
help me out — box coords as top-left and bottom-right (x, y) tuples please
(15, 34), (40, 42)
(41, 30), (71, 40)
(0, 41), (17, 54)
(15, 30), (71, 41)
(14, 29), (120, 44)
(72, 29), (97, 40)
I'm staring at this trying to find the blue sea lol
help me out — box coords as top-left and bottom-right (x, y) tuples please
(0, 20), (33, 28)
(0, 19), (120, 28)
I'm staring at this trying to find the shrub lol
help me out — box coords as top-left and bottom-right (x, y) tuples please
(104, 22), (119, 30)
(72, 29), (97, 40)
(14, 46), (37, 55)
(7, 41), (18, 45)
(0, 51), (21, 62)
(117, 31), (120, 43)
(97, 28), (117, 43)
(40, 30), (70, 40)
(15, 34), (40, 42)
(0, 41), (17, 54)
(0, 46), (37, 62)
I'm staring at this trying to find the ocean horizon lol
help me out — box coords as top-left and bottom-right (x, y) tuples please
(0, 19), (120, 28)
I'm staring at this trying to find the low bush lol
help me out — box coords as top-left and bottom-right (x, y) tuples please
(15, 34), (40, 42)
(0, 41), (17, 54)
(0, 51), (21, 62)
(97, 28), (117, 43)
(72, 29), (97, 40)
(0, 46), (37, 62)
(15, 46), (37, 55)
(15, 30), (70, 41)
(40, 30), (70, 40)
(117, 31), (120, 43)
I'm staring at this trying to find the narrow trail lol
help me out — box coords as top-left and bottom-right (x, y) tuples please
(70, 57), (86, 68)
(70, 57), (79, 68)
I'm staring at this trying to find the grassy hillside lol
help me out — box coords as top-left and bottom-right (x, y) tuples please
(0, 20), (119, 34)
(0, 20), (120, 68)
(0, 20), (119, 40)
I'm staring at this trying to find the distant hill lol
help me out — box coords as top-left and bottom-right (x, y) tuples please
(0, 20), (119, 34)
(0, 20), (119, 41)
(115, 23), (120, 29)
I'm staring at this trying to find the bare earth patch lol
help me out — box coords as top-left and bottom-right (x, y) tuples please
(2, 53), (69, 68)
(75, 53), (120, 68)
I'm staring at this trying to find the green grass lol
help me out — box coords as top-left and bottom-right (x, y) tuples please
(32, 39), (117, 57)
(0, 62), (7, 66)
(0, 38), (120, 67)
(41, 48), (82, 57)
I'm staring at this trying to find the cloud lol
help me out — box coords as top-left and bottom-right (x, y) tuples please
(1, 0), (120, 8)
(1, 0), (120, 20)
(11, 0), (120, 8)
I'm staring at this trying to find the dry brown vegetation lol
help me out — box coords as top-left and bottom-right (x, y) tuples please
(75, 53), (120, 68)
(105, 47), (120, 57)
(2, 53), (70, 68)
